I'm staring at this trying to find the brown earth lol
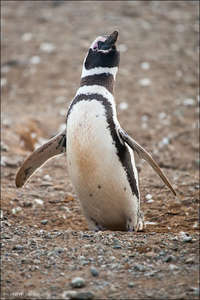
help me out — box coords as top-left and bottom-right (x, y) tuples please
(1, 1), (199, 300)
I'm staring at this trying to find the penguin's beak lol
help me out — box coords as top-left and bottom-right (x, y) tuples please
(99, 31), (118, 50)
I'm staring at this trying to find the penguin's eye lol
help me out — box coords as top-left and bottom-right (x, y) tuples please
(97, 41), (104, 49)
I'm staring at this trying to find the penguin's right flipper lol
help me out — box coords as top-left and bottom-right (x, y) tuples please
(119, 128), (177, 196)
(15, 130), (66, 188)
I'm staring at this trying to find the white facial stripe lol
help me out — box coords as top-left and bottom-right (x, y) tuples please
(81, 65), (118, 79)
(90, 36), (107, 49)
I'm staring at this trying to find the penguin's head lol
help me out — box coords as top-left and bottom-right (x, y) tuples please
(84, 31), (120, 70)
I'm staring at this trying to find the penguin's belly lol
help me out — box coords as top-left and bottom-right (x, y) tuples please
(67, 100), (138, 230)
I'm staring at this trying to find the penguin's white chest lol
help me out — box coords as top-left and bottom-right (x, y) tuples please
(66, 100), (138, 230)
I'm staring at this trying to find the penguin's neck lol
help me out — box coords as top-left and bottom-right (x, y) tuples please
(80, 66), (118, 94)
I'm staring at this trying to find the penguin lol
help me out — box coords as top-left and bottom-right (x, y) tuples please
(16, 31), (176, 231)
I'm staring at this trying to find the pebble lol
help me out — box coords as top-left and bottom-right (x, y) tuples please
(118, 102), (128, 111)
(30, 56), (41, 65)
(54, 247), (65, 254)
(34, 199), (44, 206)
(145, 194), (152, 200)
(183, 98), (195, 106)
(158, 112), (167, 120)
(113, 244), (122, 249)
(22, 32), (32, 41)
(141, 62), (150, 70)
(133, 264), (146, 272)
(158, 137), (170, 148)
(1, 156), (19, 167)
(141, 115), (149, 122)
(1, 78), (7, 87)
(189, 287), (199, 296)
(179, 232), (192, 242)
(71, 277), (86, 288)
(72, 292), (94, 299)
(118, 44), (128, 52)
(90, 266), (99, 277)
(43, 174), (52, 181)
(59, 108), (66, 116)
(139, 78), (151, 87)
(12, 244), (24, 251)
(128, 282), (135, 288)
(169, 264), (179, 271)
(23, 201), (33, 208)
(0, 142), (9, 152)
(12, 207), (22, 214)
(40, 42), (56, 53)
(62, 290), (77, 299)
(41, 219), (48, 225)
(163, 255), (176, 263)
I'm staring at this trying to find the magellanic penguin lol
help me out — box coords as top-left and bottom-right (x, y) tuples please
(16, 31), (176, 231)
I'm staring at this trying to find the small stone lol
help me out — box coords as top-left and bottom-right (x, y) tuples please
(141, 115), (149, 122)
(90, 266), (99, 277)
(22, 32), (32, 41)
(145, 194), (152, 200)
(74, 292), (94, 300)
(59, 108), (66, 116)
(12, 244), (24, 251)
(43, 174), (52, 181)
(119, 102), (128, 111)
(139, 78), (151, 87)
(183, 98), (195, 106)
(40, 42), (55, 53)
(41, 219), (48, 225)
(190, 287), (199, 296)
(147, 199), (154, 203)
(113, 244), (122, 249)
(118, 44), (127, 52)
(71, 277), (86, 288)
(1, 78), (7, 87)
(163, 255), (176, 263)
(158, 112), (167, 120)
(133, 264), (146, 272)
(34, 198), (44, 206)
(145, 221), (157, 226)
(169, 264), (179, 271)
(179, 231), (192, 242)
(140, 62), (150, 70)
(1, 156), (19, 167)
(128, 282), (135, 288)
(30, 56), (41, 64)
(54, 247), (65, 254)
(0, 142), (9, 152)
(23, 201), (33, 208)
(62, 290), (78, 299)
(12, 207), (22, 214)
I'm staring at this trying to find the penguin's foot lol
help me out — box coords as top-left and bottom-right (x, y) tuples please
(136, 211), (145, 231)
(88, 217), (106, 232)
(126, 212), (145, 232)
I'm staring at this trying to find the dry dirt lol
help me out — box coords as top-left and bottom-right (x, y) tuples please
(1, 1), (199, 300)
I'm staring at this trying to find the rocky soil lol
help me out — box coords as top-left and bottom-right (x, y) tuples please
(1, 1), (199, 299)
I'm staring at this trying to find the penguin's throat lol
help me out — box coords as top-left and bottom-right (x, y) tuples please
(80, 72), (115, 94)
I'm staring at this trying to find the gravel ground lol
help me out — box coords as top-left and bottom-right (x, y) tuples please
(1, 1), (199, 299)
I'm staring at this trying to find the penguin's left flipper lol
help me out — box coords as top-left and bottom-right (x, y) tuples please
(119, 128), (177, 196)
(15, 130), (66, 188)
